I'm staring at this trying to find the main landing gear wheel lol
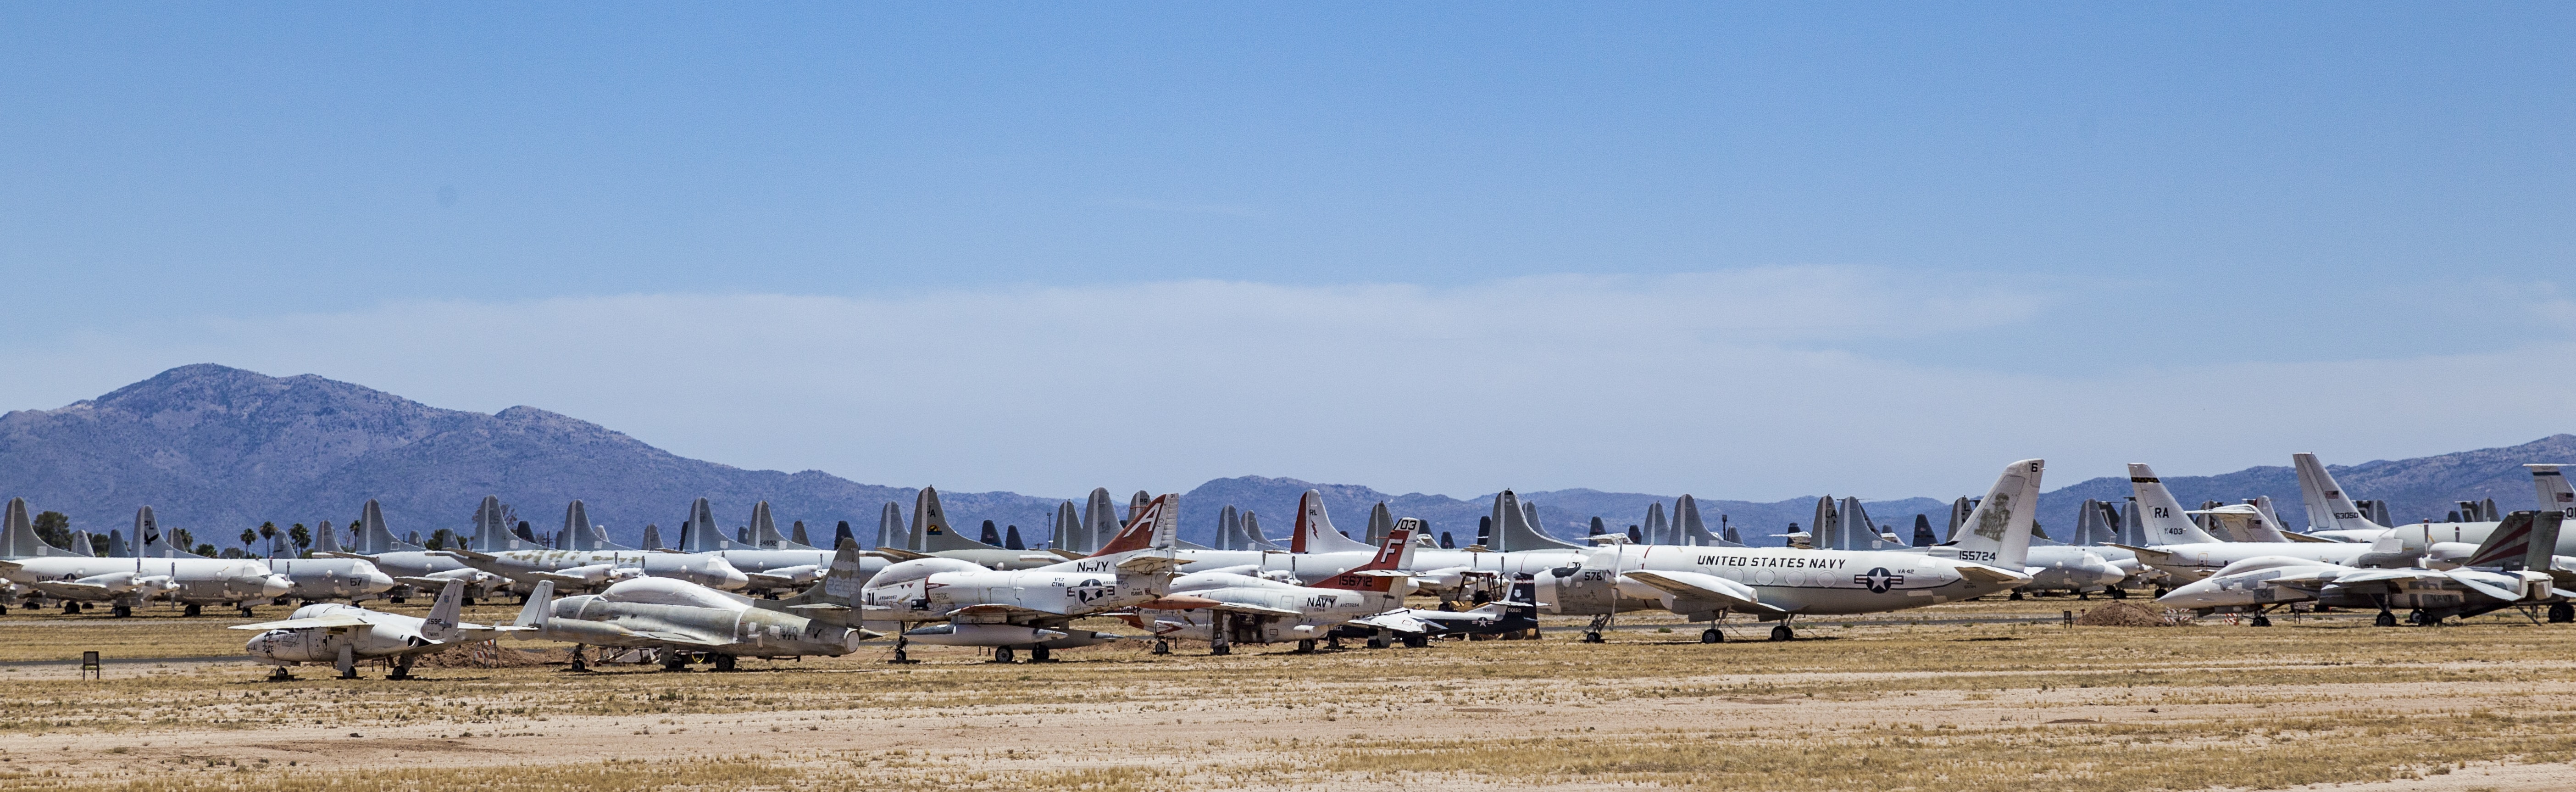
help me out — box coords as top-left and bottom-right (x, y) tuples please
(2153, 587), (2170, 599)
(239, 605), (256, 618)
(891, 647), (910, 663)
(1151, 640), (1171, 655)
(713, 654), (737, 672)
(1581, 631), (1604, 644)
(266, 667), (294, 682)
(2408, 609), (2433, 626)
(570, 647), (589, 672)
(1295, 639), (1316, 654)
(1029, 646), (1052, 663)
(2374, 611), (2398, 628)
(992, 647), (1016, 664)
(2009, 590), (2024, 601)
(61, 601), (79, 614)
(2249, 615), (2271, 627)
(1701, 629), (1723, 644)
(183, 603), (201, 617)
(389, 656), (416, 680)
(2109, 587), (2130, 600)
(661, 654), (690, 672)
(1402, 634), (1429, 648)
(2552, 602), (2575, 623)
(1769, 625), (1794, 642)
(1210, 643), (1231, 656)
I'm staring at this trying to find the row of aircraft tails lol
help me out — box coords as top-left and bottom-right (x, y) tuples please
(10, 452), (2576, 678)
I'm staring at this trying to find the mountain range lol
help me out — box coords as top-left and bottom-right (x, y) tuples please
(1, 364), (2565, 550)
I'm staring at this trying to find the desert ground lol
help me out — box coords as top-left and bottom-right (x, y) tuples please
(2, 596), (2573, 792)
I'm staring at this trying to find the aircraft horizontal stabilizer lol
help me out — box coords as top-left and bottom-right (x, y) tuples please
(2281, 532), (2340, 544)
(1621, 569), (1781, 614)
(869, 547), (933, 562)
(1115, 553), (1184, 575)
(2443, 572), (2525, 603)
(1952, 564), (2031, 586)
(229, 614), (375, 631)
(1043, 549), (1084, 561)
(2331, 569), (2443, 586)
(1349, 611), (1434, 634)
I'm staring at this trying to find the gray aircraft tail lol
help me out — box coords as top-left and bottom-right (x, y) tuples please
(1294, 490), (1379, 554)
(2070, 499), (2113, 547)
(561, 500), (634, 552)
(1484, 490), (1582, 552)
(64, 530), (94, 558)
(352, 500), (424, 554)
(1936, 459), (2044, 569)
(1076, 488), (1115, 552)
(768, 537), (871, 621)
(513, 580), (556, 629)
(1366, 502), (1397, 545)
(641, 523), (665, 550)
(749, 501), (814, 550)
(1946, 497), (1974, 543)
(312, 519), (344, 555)
(422, 579), (466, 643)
(469, 496), (531, 552)
(1673, 495), (1734, 547)
(1641, 502), (1670, 545)
(913, 486), (1006, 552)
(2531, 465), (2576, 522)
(106, 529), (131, 558)
(675, 497), (734, 552)
(136, 506), (208, 558)
(2293, 453), (2388, 534)
(0, 498), (67, 559)
(1215, 505), (1245, 551)
(875, 502), (902, 550)
(1052, 501), (1083, 551)
(1242, 511), (1284, 551)
(792, 520), (811, 547)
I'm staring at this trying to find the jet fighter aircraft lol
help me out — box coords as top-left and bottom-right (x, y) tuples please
(1136, 525), (1438, 654)
(843, 492), (1190, 663)
(510, 557), (874, 672)
(2159, 510), (2570, 626)
(236, 579), (522, 680)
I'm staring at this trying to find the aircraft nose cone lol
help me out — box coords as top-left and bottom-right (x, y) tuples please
(260, 575), (293, 597)
(244, 633), (271, 657)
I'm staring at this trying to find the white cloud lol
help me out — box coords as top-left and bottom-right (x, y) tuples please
(6, 268), (2570, 501)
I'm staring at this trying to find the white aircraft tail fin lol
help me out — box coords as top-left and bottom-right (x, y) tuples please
(749, 501), (811, 550)
(874, 502), (902, 550)
(1051, 501), (1082, 551)
(2127, 464), (2221, 545)
(1942, 459), (2044, 569)
(2531, 465), (2576, 523)
(514, 580), (556, 629)
(1293, 491), (1377, 554)
(1673, 495), (1736, 547)
(422, 579), (467, 643)
(65, 530), (95, 558)
(133, 506), (207, 558)
(1640, 502), (1670, 546)
(2293, 453), (2387, 534)
(1242, 511), (1283, 551)
(106, 529), (132, 558)
(1082, 489), (1119, 553)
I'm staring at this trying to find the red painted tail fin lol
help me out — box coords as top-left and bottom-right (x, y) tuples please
(1090, 493), (1175, 557)
(1313, 527), (1414, 592)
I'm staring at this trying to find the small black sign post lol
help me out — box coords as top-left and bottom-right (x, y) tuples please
(80, 651), (102, 680)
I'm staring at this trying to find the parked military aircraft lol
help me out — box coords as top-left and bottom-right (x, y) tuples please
(1, 501), (289, 616)
(2115, 463), (2408, 584)
(1138, 525), (1440, 655)
(664, 499), (887, 592)
(873, 487), (1069, 570)
(264, 556), (397, 603)
(435, 497), (751, 594)
(2159, 510), (2570, 626)
(323, 499), (507, 602)
(845, 492), (1189, 663)
(511, 566), (873, 672)
(2294, 453), (2516, 551)
(236, 579), (522, 679)
(1540, 458), (2047, 642)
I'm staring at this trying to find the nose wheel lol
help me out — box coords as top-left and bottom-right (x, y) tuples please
(1700, 628), (1723, 643)
(1769, 625), (1795, 642)
(991, 647), (1016, 663)
(1028, 646), (1052, 663)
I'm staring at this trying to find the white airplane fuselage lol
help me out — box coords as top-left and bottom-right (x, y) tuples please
(5, 557), (288, 605)
(265, 558), (397, 601)
(858, 558), (1159, 623)
(1550, 545), (2026, 617)
(243, 603), (444, 665)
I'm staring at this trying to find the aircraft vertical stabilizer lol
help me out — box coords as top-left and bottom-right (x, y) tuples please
(1487, 491), (1582, 552)
(2293, 453), (2389, 534)
(752, 502), (813, 550)
(136, 506), (208, 558)
(1640, 502), (1670, 546)
(1294, 491), (1378, 554)
(514, 580), (556, 629)
(875, 502), (902, 550)
(2531, 465), (2576, 521)
(2459, 511), (2541, 570)
(421, 580), (466, 643)
(792, 520), (811, 547)
(352, 500), (424, 553)
(1366, 502), (1396, 545)
(1051, 502), (1082, 552)
(1673, 495), (1734, 547)
(914, 487), (1006, 552)
(1214, 505), (1244, 551)
(2127, 464), (2223, 545)
(1242, 511), (1284, 551)
(106, 529), (131, 558)
(313, 519), (344, 554)
(1081, 489), (1118, 553)
(677, 497), (733, 552)
(641, 524), (664, 550)
(1940, 459), (2044, 569)
(1, 498), (69, 559)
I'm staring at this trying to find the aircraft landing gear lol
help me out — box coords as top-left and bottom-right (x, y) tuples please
(569, 646), (589, 672)
(0, 604), (9, 615)
(712, 654), (737, 672)
(2153, 586), (2170, 599)
(1581, 631), (1605, 643)
(239, 605), (256, 618)
(61, 600), (80, 614)
(992, 647), (1017, 663)
(389, 655), (416, 680)
(266, 667), (295, 682)
(2109, 587), (2129, 600)
(2374, 610), (2398, 628)
(2408, 609), (2434, 626)
(2009, 590), (2024, 601)
(1701, 628), (1724, 644)
(1326, 636), (1344, 650)
(660, 653), (691, 672)
(1401, 634), (1429, 648)
(2249, 614), (2271, 627)
(1029, 646), (1052, 663)
(1295, 639), (1316, 654)
(2551, 602), (2575, 623)
(183, 603), (201, 617)
(1149, 640), (1171, 655)
(888, 634), (918, 664)
(1769, 625), (1795, 642)
(336, 646), (359, 680)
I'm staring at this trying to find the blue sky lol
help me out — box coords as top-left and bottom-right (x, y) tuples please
(3, 5), (2571, 500)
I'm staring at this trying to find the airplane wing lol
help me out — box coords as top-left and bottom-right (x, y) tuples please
(1347, 610), (1433, 634)
(26, 581), (115, 599)
(2441, 571), (2526, 603)
(869, 547), (932, 561)
(1043, 549), (1084, 561)
(2281, 532), (2340, 543)
(1204, 602), (1306, 619)
(946, 603), (1066, 623)
(396, 576), (465, 588)
(1622, 569), (1785, 614)
(1953, 564), (2031, 586)
(743, 572), (801, 589)
(2331, 569), (2446, 586)
(633, 630), (735, 647)
(228, 613), (375, 631)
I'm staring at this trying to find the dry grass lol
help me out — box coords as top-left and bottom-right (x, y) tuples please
(3, 596), (2572, 791)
